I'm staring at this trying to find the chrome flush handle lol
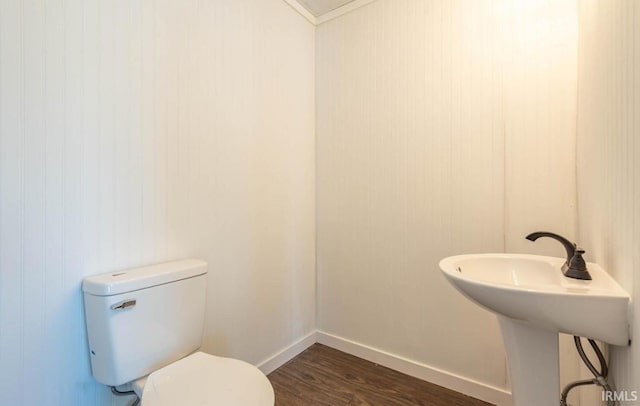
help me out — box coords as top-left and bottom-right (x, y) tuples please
(111, 299), (137, 311)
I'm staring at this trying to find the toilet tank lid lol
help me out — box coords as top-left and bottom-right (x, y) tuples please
(82, 259), (208, 296)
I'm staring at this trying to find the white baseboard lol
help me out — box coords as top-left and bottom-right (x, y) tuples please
(316, 331), (513, 406)
(257, 331), (317, 375)
(257, 330), (512, 405)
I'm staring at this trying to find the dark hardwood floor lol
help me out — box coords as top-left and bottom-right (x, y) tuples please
(268, 344), (494, 406)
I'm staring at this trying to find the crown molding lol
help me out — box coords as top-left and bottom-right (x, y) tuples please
(281, 0), (317, 25)
(316, 0), (378, 24)
(281, 0), (380, 26)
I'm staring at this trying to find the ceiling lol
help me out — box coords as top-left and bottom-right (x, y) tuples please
(295, 0), (357, 17)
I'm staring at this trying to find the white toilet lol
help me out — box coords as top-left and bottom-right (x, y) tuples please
(82, 259), (274, 405)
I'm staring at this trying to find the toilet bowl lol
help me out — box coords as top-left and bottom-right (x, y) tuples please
(132, 352), (274, 405)
(82, 259), (274, 405)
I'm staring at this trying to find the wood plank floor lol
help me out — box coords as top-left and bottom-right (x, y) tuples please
(268, 344), (494, 406)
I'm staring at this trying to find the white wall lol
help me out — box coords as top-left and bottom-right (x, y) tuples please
(577, 0), (640, 404)
(4, 0), (622, 405)
(502, 0), (578, 254)
(316, 0), (578, 401)
(0, 0), (315, 404)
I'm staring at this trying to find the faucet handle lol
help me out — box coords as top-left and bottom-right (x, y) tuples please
(565, 249), (591, 280)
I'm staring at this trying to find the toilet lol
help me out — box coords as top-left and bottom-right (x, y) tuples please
(82, 259), (274, 405)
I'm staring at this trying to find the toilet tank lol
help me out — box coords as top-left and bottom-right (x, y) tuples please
(82, 259), (208, 387)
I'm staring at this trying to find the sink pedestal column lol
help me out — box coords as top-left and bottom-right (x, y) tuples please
(498, 316), (559, 406)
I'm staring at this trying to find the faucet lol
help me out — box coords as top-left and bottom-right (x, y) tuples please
(525, 231), (592, 280)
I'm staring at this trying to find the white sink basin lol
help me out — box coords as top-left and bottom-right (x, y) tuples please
(439, 253), (631, 406)
(440, 253), (630, 345)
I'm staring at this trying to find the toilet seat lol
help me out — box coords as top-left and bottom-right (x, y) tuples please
(134, 352), (274, 405)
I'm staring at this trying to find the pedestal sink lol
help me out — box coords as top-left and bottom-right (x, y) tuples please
(439, 254), (630, 406)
